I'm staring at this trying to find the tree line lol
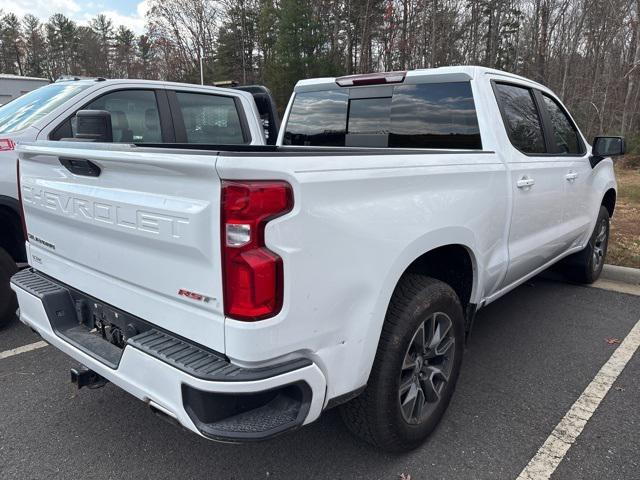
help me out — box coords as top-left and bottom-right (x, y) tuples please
(1, 0), (639, 147)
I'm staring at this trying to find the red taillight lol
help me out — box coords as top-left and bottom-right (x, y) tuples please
(0, 138), (15, 151)
(16, 159), (28, 240)
(221, 180), (293, 321)
(335, 71), (406, 87)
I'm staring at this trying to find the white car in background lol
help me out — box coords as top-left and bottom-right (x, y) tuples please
(0, 78), (278, 326)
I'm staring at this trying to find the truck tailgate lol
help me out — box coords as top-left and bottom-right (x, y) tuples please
(17, 142), (225, 353)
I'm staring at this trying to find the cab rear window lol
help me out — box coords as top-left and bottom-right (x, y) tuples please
(283, 82), (482, 149)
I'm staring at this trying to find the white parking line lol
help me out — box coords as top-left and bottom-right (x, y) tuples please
(0, 341), (48, 360)
(517, 318), (640, 480)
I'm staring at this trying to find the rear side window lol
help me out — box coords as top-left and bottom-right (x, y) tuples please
(541, 94), (583, 154)
(283, 90), (348, 146)
(283, 82), (482, 149)
(175, 92), (245, 144)
(389, 83), (481, 149)
(494, 83), (545, 154)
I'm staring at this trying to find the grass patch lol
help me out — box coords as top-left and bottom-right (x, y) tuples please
(609, 164), (640, 269)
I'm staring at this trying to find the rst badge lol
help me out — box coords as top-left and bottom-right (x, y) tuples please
(178, 289), (212, 303)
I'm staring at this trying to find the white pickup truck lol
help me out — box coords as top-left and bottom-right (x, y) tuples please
(11, 66), (624, 451)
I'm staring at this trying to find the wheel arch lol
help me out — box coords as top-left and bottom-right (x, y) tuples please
(342, 234), (479, 408)
(402, 244), (477, 309)
(356, 230), (480, 383)
(601, 188), (616, 218)
(0, 195), (26, 263)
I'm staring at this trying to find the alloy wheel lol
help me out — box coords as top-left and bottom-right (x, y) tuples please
(398, 312), (456, 424)
(592, 218), (608, 272)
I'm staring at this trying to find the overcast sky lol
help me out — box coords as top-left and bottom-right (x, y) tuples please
(3, 0), (149, 34)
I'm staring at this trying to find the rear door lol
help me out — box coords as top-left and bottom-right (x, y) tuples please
(167, 90), (251, 145)
(493, 82), (569, 287)
(18, 142), (225, 352)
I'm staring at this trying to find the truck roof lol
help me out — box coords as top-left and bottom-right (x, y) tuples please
(53, 77), (249, 97)
(294, 66), (548, 93)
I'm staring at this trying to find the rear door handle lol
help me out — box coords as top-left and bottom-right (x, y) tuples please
(516, 176), (535, 188)
(565, 171), (578, 181)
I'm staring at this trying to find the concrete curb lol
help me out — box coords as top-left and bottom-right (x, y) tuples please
(601, 264), (640, 285)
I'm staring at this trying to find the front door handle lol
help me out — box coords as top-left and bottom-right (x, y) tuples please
(565, 171), (579, 181)
(516, 176), (535, 188)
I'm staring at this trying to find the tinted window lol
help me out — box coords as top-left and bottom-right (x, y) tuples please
(175, 92), (245, 144)
(284, 82), (481, 149)
(348, 97), (391, 134)
(494, 83), (546, 154)
(283, 90), (348, 146)
(84, 90), (162, 143)
(390, 83), (481, 149)
(542, 94), (582, 154)
(0, 83), (89, 134)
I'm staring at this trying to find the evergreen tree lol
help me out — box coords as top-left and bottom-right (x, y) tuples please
(1, 13), (24, 75)
(22, 15), (46, 78)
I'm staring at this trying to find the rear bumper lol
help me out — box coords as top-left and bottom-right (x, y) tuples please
(10, 269), (327, 442)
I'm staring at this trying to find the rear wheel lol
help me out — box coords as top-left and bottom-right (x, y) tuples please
(339, 275), (464, 451)
(0, 246), (18, 328)
(562, 206), (610, 284)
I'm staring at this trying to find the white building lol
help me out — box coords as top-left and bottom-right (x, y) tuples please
(0, 74), (49, 105)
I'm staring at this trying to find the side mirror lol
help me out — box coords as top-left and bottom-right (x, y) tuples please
(590, 136), (625, 168)
(592, 136), (625, 157)
(74, 110), (113, 142)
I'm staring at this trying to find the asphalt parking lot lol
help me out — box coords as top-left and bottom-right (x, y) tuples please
(1, 276), (639, 480)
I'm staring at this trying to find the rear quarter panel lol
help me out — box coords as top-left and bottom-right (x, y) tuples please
(217, 150), (509, 401)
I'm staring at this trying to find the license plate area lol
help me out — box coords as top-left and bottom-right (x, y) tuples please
(17, 269), (155, 368)
(69, 291), (151, 351)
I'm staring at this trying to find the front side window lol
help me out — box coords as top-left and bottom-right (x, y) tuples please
(541, 94), (582, 154)
(494, 83), (546, 154)
(283, 82), (482, 149)
(84, 90), (161, 143)
(175, 92), (245, 144)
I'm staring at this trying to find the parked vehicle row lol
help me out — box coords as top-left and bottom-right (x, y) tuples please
(0, 78), (278, 326)
(8, 66), (625, 451)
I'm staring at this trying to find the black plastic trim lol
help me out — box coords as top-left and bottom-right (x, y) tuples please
(10, 268), (313, 381)
(59, 157), (101, 176)
(154, 89), (176, 143)
(166, 90), (187, 143)
(182, 381), (312, 442)
(325, 385), (366, 409)
(132, 143), (496, 156)
(129, 329), (312, 382)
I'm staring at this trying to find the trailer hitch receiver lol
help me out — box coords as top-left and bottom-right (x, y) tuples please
(70, 366), (108, 390)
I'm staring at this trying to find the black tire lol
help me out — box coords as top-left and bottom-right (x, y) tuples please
(0, 246), (18, 328)
(339, 275), (464, 451)
(561, 206), (610, 284)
